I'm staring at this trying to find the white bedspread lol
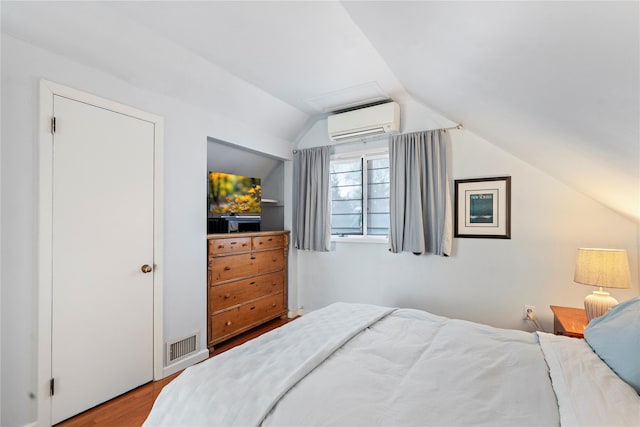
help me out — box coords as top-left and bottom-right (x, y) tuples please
(263, 307), (559, 427)
(145, 303), (639, 426)
(144, 303), (394, 426)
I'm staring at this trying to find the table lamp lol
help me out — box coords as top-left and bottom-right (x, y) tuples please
(574, 248), (631, 322)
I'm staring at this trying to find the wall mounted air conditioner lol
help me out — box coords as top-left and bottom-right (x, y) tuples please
(327, 101), (400, 142)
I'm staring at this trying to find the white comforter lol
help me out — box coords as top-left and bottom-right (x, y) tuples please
(145, 303), (640, 426)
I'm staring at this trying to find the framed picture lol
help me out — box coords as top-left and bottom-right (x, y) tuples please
(454, 176), (511, 239)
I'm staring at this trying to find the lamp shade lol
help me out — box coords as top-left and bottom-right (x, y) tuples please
(574, 248), (632, 289)
(574, 248), (632, 322)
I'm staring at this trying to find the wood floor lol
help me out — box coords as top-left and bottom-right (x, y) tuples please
(56, 317), (295, 427)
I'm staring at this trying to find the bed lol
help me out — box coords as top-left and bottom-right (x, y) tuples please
(144, 299), (640, 426)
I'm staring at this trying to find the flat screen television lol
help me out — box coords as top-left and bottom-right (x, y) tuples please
(208, 171), (262, 216)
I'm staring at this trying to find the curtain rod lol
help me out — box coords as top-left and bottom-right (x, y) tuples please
(293, 124), (463, 153)
(443, 124), (464, 132)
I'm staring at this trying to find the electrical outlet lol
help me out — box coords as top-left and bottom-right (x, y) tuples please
(523, 305), (536, 320)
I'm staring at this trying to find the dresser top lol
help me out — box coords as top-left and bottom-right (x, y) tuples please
(550, 305), (588, 336)
(207, 230), (290, 239)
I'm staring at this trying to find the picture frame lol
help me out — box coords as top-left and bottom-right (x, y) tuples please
(454, 176), (511, 239)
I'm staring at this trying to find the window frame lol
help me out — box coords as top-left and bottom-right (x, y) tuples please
(330, 148), (390, 244)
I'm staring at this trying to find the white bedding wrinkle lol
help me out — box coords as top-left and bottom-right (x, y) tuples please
(143, 302), (395, 426)
(264, 309), (559, 427)
(538, 332), (640, 427)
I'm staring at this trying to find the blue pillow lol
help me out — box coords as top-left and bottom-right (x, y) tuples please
(584, 296), (640, 394)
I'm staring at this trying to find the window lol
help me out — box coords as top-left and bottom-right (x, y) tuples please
(330, 151), (390, 240)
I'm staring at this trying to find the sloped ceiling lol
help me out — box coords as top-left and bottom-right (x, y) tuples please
(343, 1), (639, 223)
(2, 1), (638, 222)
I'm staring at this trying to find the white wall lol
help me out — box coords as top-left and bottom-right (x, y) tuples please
(293, 99), (639, 331)
(0, 35), (293, 426)
(261, 163), (285, 231)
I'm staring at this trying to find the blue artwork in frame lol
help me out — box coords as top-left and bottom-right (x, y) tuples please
(454, 176), (511, 239)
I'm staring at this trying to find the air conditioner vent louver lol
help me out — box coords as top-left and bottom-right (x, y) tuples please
(328, 102), (400, 143)
(331, 127), (387, 141)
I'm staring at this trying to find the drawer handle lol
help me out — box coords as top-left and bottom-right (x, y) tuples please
(242, 243), (248, 246)
(268, 238), (273, 241)
(259, 241), (263, 245)
(225, 320), (232, 326)
(250, 256), (256, 260)
(223, 293), (230, 299)
(271, 303), (276, 308)
(224, 266), (231, 271)
(218, 245), (224, 249)
(271, 282), (277, 286)
(249, 281), (257, 285)
(250, 306), (256, 310)
(230, 241), (237, 245)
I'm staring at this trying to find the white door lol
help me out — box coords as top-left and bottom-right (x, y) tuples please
(51, 95), (155, 423)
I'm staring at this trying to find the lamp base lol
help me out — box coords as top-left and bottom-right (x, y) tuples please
(584, 291), (618, 322)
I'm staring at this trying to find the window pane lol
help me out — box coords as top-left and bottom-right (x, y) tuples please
(366, 157), (389, 236)
(330, 160), (361, 174)
(332, 199), (362, 214)
(368, 213), (389, 236)
(331, 159), (363, 235)
(367, 228), (389, 236)
(368, 213), (390, 228)
(368, 157), (389, 169)
(331, 214), (362, 228)
(331, 185), (362, 201)
(368, 182), (390, 198)
(330, 170), (362, 187)
(368, 198), (389, 214)
(368, 167), (389, 183)
(331, 213), (362, 235)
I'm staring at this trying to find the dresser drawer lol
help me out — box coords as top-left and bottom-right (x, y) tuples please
(253, 249), (285, 274)
(209, 237), (251, 256)
(211, 293), (285, 341)
(253, 234), (284, 250)
(209, 271), (284, 312)
(209, 253), (258, 283)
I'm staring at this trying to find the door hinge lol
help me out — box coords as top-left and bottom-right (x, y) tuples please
(50, 378), (55, 397)
(51, 116), (56, 134)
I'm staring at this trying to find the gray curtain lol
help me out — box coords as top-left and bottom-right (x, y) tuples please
(293, 146), (331, 251)
(389, 130), (452, 255)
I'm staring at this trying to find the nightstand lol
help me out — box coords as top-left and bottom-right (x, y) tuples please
(549, 305), (588, 338)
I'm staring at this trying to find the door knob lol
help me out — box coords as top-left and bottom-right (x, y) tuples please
(141, 264), (153, 273)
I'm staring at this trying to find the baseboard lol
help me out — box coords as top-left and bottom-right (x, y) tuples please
(290, 307), (306, 317)
(161, 348), (209, 378)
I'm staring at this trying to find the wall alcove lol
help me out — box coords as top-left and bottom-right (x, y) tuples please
(207, 137), (285, 232)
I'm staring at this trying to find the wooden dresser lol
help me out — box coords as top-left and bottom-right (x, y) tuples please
(207, 230), (289, 353)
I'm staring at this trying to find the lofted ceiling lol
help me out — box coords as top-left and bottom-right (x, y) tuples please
(2, 1), (638, 222)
